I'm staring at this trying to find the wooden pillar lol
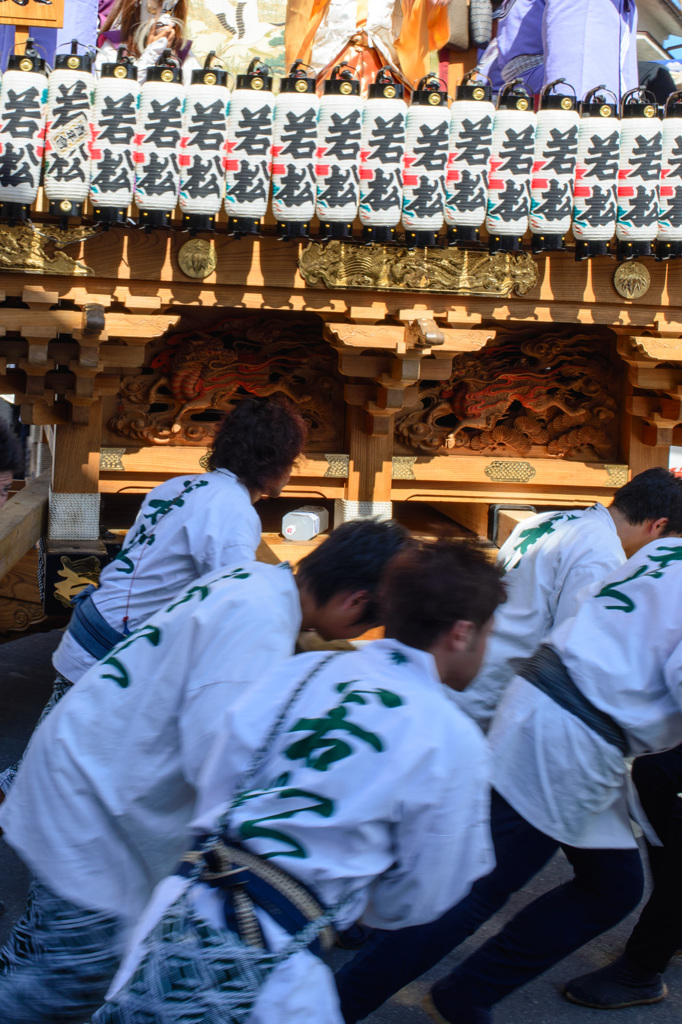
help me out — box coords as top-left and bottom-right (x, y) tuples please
(337, 406), (394, 523)
(49, 401), (102, 541)
(620, 377), (670, 478)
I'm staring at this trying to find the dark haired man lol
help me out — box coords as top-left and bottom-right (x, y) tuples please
(93, 542), (506, 1024)
(337, 534), (682, 1024)
(0, 519), (408, 1023)
(453, 467), (682, 730)
(0, 420), (23, 508)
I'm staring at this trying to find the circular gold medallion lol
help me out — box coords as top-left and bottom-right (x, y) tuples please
(516, 97), (529, 110)
(19, 58), (32, 72)
(613, 261), (651, 300)
(67, 56), (80, 69)
(295, 79), (308, 92)
(472, 87), (485, 100)
(204, 72), (216, 85)
(384, 85), (396, 98)
(428, 92), (441, 105)
(644, 105), (656, 118)
(560, 96), (572, 110)
(161, 69), (174, 82)
(114, 64), (127, 78)
(340, 81), (352, 95)
(251, 77), (264, 90)
(59, 199), (72, 212)
(178, 238), (218, 279)
(599, 104), (612, 117)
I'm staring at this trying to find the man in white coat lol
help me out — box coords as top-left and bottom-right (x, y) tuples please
(338, 536), (682, 1024)
(0, 519), (407, 1024)
(92, 540), (506, 1024)
(452, 467), (682, 730)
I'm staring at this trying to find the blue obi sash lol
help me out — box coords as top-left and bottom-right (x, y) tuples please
(68, 585), (127, 662)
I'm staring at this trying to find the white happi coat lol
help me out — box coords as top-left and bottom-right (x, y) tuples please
(0, 561), (301, 925)
(452, 503), (625, 730)
(53, 468), (261, 682)
(490, 538), (682, 849)
(110, 640), (494, 1024)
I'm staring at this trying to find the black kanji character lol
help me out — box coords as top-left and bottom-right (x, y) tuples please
(362, 167), (400, 211)
(136, 152), (177, 195)
(324, 111), (361, 161)
(488, 179), (528, 221)
(583, 130), (619, 180)
(187, 99), (226, 150)
(317, 165), (358, 208)
(454, 115), (492, 167)
(226, 159), (268, 203)
(145, 97), (183, 148)
(412, 121), (448, 170)
(403, 174), (444, 218)
(98, 93), (137, 145)
(577, 183), (615, 227)
(448, 169), (486, 213)
(48, 152), (86, 182)
(274, 164), (314, 207)
(531, 179), (572, 221)
(280, 108), (317, 160)
(182, 155), (222, 198)
(661, 185), (682, 229)
(234, 106), (272, 155)
(630, 133), (662, 182)
(667, 137), (682, 180)
(541, 125), (578, 175)
(2, 87), (41, 139)
(498, 124), (534, 174)
(0, 142), (34, 187)
(366, 114), (404, 163)
(621, 184), (658, 228)
(91, 150), (133, 193)
(51, 81), (90, 129)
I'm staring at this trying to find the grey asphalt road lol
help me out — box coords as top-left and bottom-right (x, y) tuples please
(1, 629), (681, 1023)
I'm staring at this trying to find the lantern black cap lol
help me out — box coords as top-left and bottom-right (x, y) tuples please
(575, 238), (611, 260)
(236, 59), (273, 92)
(531, 232), (565, 253)
(8, 53), (47, 74)
(447, 225), (480, 246)
(0, 201), (30, 225)
(456, 71), (492, 103)
(48, 198), (83, 220)
(538, 78), (576, 112)
(621, 87), (659, 119)
(229, 216), (261, 237)
(665, 90), (682, 119)
(55, 52), (92, 73)
(368, 67), (405, 101)
(617, 238), (652, 260)
(139, 209), (172, 231)
(147, 65), (183, 84)
(580, 86), (618, 119)
(101, 61), (138, 80)
(488, 233), (523, 253)
(280, 60), (316, 94)
(496, 79), (533, 112)
(362, 224), (399, 244)
(320, 221), (355, 240)
(183, 213), (216, 233)
(656, 239), (682, 260)
(190, 67), (229, 87)
(277, 220), (311, 240)
(93, 205), (129, 227)
(323, 62), (360, 96)
(404, 229), (439, 248)
(412, 74), (447, 107)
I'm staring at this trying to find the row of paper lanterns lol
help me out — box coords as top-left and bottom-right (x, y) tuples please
(0, 46), (679, 260)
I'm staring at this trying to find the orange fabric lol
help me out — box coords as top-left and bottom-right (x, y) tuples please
(285, 0), (331, 67)
(396, 0), (450, 87)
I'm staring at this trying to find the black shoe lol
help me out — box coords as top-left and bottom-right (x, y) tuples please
(563, 954), (667, 1009)
(424, 989), (492, 1024)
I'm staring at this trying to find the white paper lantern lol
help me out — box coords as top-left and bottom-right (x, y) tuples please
(224, 61), (274, 236)
(0, 52), (48, 222)
(657, 91), (682, 260)
(616, 88), (661, 260)
(179, 62), (229, 232)
(133, 62), (185, 229)
(572, 87), (620, 260)
(486, 81), (536, 252)
(44, 47), (94, 221)
(89, 57), (139, 227)
(358, 68), (406, 244)
(271, 62), (318, 239)
(316, 64), (363, 240)
(529, 80), (579, 252)
(445, 74), (494, 245)
(402, 75), (449, 247)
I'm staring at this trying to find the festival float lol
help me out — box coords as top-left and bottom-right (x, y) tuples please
(0, 0), (681, 631)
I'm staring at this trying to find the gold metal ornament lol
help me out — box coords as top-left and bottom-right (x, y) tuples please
(19, 58), (32, 71)
(251, 77), (264, 90)
(340, 81), (352, 95)
(59, 199), (72, 212)
(600, 104), (612, 117)
(204, 72), (216, 85)
(560, 97), (572, 110)
(0, 223), (97, 276)
(299, 241), (539, 297)
(177, 238), (218, 279)
(67, 56), (80, 69)
(384, 85), (396, 98)
(484, 461), (536, 483)
(644, 105), (656, 118)
(295, 79), (308, 92)
(516, 98), (529, 110)
(428, 92), (441, 105)
(605, 464), (629, 487)
(114, 65), (127, 78)
(161, 69), (174, 82)
(613, 262), (651, 299)
(472, 87), (485, 100)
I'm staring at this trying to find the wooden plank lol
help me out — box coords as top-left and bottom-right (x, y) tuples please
(430, 501), (490, 537)
(255, 537), (281, 565)
(0, 472), (50, 581)
(99, 448), (340, 478)
(346, 406), (393, 503)
(495, 509), (536, 548)
(325, 323), (496, 353)
(0, 310), (180, 341)
(407, 455), (628, 488)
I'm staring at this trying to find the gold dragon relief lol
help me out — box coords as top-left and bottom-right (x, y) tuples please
(0, 223), (97, 276)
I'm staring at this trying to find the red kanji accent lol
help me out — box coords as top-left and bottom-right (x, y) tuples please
(224, 159), (239, 170)
(272, 162), (284, 175)
(134, 133), (145, 146)
(316, 163), (330, 176)
(488, 178), (504, 189)
(271, 144), (283, 157)
(532, 159), (545, 172)
(531, 178), (549, 190)
(573, 185), (590, 196)
(403, 154), (416, 169)
(359, 167), (373, 179)
(661, 185), (674, 197)
(574, 166), (586, 181)
(133, 151), (145, 163)
(90, 146), (102, 160)
(617, 185), (634, 197)
(316, 145), (326, 158)
(446, 169), (460, 183)
(403, 173), (418, 186)
(178, 154), (190, 166)
(617, 168), (631, 179)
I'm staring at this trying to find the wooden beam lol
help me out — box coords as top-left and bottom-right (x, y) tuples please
(346, 406), (393, 503)
(430, 501), (490, 538)
(495, 508), (537, 548)
(0, 472), (50, 581)
(0, 310), (180, 341)
(52, 401), (102, 494)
